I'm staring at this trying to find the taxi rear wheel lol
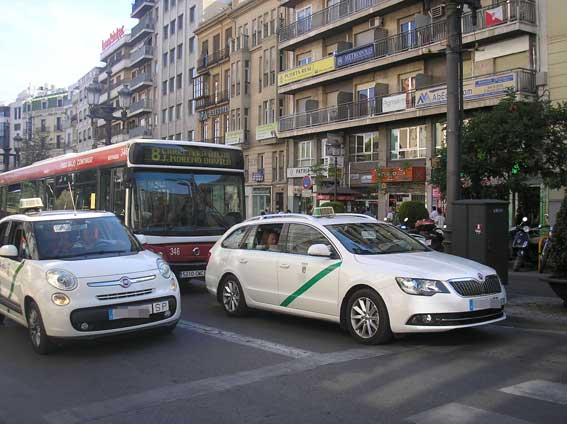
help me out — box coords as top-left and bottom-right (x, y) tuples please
(26, 301), (55, 355)
(220, 276), (248, 317)
(346, 289), (392, 345)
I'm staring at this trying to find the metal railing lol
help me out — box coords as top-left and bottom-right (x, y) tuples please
(131, 17), (154, 39)
(131, 0), (154, 15)
(130, 46), (153, 64)
(197, 47), (230, 72)
(231, 34), (249, 53)
(279, 69), (536, 132)
(195, 89), (230, 110)
(130, 72), (152, 89)
(196, 136), (225, 144)
(129, 98), (153, 114)
(128, 126), (153, 138)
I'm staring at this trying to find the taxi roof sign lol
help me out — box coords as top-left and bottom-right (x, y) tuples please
(312, 206), (335, 217)
(19, 198), (44, 211)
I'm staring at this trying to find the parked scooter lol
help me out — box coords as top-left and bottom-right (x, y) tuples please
(388, 217), (428, 244)
(512, 217), (534, 271)
(412, 219), (445, 252)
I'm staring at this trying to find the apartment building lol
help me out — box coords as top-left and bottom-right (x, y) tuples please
(154, 0), (202, 141)
(194, 0), (285, 216)
(278, 0), (539, 217)
(0, 106), (10, 172)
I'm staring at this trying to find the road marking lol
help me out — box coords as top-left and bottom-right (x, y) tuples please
(177, 320), (313, 359)
(44, 347), (392, 424)
(500, 380), (567, 406)
(407, 402), (532, 424)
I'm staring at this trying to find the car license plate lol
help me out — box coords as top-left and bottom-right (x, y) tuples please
(469, 296), (501, 311)
(108, 301), (169, 320)
(180, 270), (205, 279)
(152, 301), (169, 314)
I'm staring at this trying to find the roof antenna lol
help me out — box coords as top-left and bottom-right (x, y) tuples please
(67, 180), (77, 216)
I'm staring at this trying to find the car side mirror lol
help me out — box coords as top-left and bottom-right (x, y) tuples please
(135, 234), (147, 245)
(307, 244), (331, 257)
(0, 245), (19, 258)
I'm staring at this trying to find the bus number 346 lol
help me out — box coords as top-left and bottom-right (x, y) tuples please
(169, 247), (181, 256)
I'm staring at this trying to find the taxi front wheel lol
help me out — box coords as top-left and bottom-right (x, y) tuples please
(220, 275), (249, 317)
(26, 301), (55, 355)
(346, 289), (392, 345)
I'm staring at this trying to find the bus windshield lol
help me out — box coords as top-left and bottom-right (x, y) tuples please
(131, 171), (244, 236)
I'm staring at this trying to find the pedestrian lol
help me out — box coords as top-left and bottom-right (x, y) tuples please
(430, 206), (439, 221)
(435, 209), (446, 227)
(386, 206), (394, 222)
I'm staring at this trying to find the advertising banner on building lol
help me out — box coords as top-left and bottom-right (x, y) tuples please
(225, 131), (242, 145)
(382, 93), (407, 113)
(335, 44), (375, 68)
(278, 57), (335, 86)
(415, 73), (517, 108)
(256, 122), (277, 141)
(371, 167), (426, 183)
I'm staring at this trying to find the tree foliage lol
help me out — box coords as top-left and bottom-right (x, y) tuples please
(19, 137), (51, 168)
(549, 195), (567, 277)
(430, 95), (567, 199)
(320, 201), (345, 213)
(397, 201), (428, 228)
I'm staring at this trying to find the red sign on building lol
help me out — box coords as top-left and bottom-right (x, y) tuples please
(371, 167), (426, 183)
(102, 26), (125, 51)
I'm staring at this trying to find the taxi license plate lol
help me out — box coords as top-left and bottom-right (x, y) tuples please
(108, 301), (169, 320)
(180, 270), (205, 279)
(469, 296), (502, 311)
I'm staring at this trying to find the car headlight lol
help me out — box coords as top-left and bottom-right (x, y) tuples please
(46, 269), (78, 291)
(395, 277), (449, 296)
(157, 258), (172, 279)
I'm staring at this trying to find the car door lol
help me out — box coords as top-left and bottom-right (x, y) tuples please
(0, 221), (28, 315)
(277, 223), (341, 316)
(231, 223), (283, 305)
(0, 220), (13, 312)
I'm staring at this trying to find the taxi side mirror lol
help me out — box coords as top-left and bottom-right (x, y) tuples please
(307, 244), (331, 257)
(0, 245), (19, 258)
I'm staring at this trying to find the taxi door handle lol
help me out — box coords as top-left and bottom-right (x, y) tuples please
(279, 263), (290, 269)
(239, 259), (248, 264)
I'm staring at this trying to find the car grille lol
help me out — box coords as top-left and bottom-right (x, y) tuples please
(449, 275), (502, 297)
(97, 288), (154, 301)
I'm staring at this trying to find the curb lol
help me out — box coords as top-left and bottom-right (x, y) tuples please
(503, 294), (567, 331)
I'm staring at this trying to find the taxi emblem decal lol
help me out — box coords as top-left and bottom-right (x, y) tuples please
(280, 261), (342, 307)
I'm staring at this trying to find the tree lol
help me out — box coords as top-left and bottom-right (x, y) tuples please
(20, 137), (51, 167)
(549, 195), (567, 277)
(430, 94), (567, 200)
(397, 201), (428, 228)
(320, 201), (345, 213)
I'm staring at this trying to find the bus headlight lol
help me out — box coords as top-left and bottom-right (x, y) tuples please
(157, 258), (172, 279)
(46, 270), (78, 291)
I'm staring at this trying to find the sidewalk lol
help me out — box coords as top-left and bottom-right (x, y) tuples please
(504, 270), (567, 331)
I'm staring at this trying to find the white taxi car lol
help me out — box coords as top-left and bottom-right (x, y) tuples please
(206, 209), (506, 345)
(0, 208), (181, 354)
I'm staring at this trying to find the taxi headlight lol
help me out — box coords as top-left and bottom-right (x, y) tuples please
(46, 269), (78, 291)
(395, 277), (449, 296)
(157, 258), (172, 279)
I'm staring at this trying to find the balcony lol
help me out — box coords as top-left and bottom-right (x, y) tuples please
(130, 72), (153, 91)
(197, 47), (230, 72)
(196, 137), (226, 145)
(231, 34), (249, 53)
(128, 98), (153, 116)
(99, 79), (131, 103)
(195, 89), (230, 110)
(279, 69), (536, 136)
(278, 0), (537, 94)
(131, 0), (154, 19)
(131, 17), (154, 43)
(128, 126), (153, 138)
(130, 46), (153, 66)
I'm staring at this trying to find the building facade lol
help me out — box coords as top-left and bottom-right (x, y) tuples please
(278, 0), (539, 218)
(0, 105), (10, 172)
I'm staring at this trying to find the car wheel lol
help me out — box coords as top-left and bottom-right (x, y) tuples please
(220, 276), (249, 317)
(346, 289), (392, 345)
(26, 301), (55, 355)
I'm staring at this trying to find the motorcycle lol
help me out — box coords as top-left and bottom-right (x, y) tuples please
(412, 219), (445, 252)
(512, 217), (533, 271)
(389, 217), (428, 244)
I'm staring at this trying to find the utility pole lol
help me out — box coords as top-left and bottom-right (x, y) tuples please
(444, 0), (480, 253)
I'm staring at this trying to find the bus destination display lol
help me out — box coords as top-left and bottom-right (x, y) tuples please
(130, 144), (243, 170)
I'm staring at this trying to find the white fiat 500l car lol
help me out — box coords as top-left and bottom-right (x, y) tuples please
(0, 210), (181, 354)
(206, 212), (506, 344)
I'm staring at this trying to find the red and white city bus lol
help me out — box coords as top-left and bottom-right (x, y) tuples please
(0, 139), (245, 281)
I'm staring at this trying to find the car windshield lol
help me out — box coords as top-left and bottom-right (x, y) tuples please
(326, 223), (429, 255)
(33, 216), (141, 260)
(131, 171), (244, 237)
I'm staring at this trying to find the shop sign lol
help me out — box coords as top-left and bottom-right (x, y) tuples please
(199, 105), (229, 121)
(335, 44), (375, 68)
(317, 194), (356, 201)
(371, 167), (427, 183)
(256, 122), (278, 141)
(360, 174), (373, 184)
(252, 170), (264, 182)
(350, 173), (360, 180)
(278, 57), (335, 86)
(302, 189), (312, 197)
(382, 93), (407, 113)
(225, 130), (242, 145)
(415, 73), (516, 108)
(102, 26), (125, 51)
(287, 167), (312, 178)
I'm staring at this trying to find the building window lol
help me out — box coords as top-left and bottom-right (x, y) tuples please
(278, 151), (285, 181)
(170, 19), (176, 35)
(162, 109), (167, 123)
(170, 48), (175, 64)
(164, 0), (168, 12)
(162, 80), (167, 95)
(177, 43), (183, 60)
(163, 52), (168, 67)
(190, 6), (196, 23)
(203, 121), (208, 140)
(188, 99), (195, 115)
(296, 6), (312, 35)
(213, 118), (220, 142)
(263, 100), (269, 124)
(296, 52), (312, 67)
(349, 132), (379, 163)
(297, 140), (313, 167)
(176, 104), (181, 120)
(390, 125), (427, 160)
(176, 73), (182, 89)
(163, 25), (168, 39)
(170, 0), (175, 7)
(177, 14), (183, 30)
(188, 130), (194, 141)
(189, 37), (195, 53)
(168, 106), (174, 122)
(169, 77), (174, 92)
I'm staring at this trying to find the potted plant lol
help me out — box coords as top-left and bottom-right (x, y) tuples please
(543, 195), (567, 308)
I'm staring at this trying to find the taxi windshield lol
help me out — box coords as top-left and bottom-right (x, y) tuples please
(32, 216), (141, 260)
(326, 223), (428, 255)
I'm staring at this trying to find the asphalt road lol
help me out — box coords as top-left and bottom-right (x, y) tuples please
(1, 282), (566, 424)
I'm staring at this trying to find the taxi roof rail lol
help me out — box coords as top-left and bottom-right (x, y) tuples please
(244, 213), (314, 222)
(335, 213), (377, 220)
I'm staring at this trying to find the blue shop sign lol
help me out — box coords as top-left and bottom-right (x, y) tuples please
(335, 44), (375, 68)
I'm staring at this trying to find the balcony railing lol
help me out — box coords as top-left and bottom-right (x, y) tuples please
(197, 47), (230, 72)
(231, 34), (249, 53)
(195, 89), (230, 110)
(129, 126), (153, 138)
(131, 17), (154, 40)
(129, 98), (153, 114)
(130, 72), (153, 89)
(131, 0), (155, 18)
(279, 69), (536, 132)
(196, 136), (226, 145)
(130, 46), (153, 65)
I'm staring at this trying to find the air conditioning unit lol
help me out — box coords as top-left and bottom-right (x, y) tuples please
(430, 4), (445, 19)
(369, 16), (382, 28)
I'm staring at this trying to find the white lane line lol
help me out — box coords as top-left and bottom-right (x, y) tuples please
(500, 380), (567, 406)
(44, 347), (392, 424)
(177, 320), (314, 359)
(407, 402), (533, 424)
